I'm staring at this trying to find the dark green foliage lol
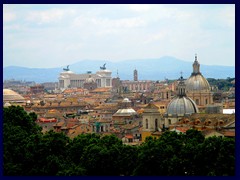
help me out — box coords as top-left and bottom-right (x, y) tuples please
(133, 130), (235, 176)
(3, 106), (235, 176)
(207, 77), (235, 91)
(194, 136), (235, 176)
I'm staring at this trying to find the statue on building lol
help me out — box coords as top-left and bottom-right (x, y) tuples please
(63, 65), (70, 71)
(100, 63), (106, 70)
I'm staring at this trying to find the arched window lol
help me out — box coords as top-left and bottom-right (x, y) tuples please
(168, 119), (171, 125)
(195, 99), (199, 105)
(146, 119), (148, 129)
(155, 119), (158, 131)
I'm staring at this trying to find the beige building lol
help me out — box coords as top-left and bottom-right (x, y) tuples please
(121, 69), (153, 93)
(142, 102), (165, 141)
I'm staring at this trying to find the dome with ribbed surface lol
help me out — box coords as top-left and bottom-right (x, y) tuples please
(185, 54), (210, 92)
(186, 74), (210, 92)
(114, 108), (137, 116)
(3, 89), (25, 102)
(166, 75), (199, 115)
(167, 96), (199, 115)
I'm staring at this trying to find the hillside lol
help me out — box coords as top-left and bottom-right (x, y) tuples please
(3, 56), (235, 83)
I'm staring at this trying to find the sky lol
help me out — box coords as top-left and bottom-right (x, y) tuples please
(3, 4), (235, 68)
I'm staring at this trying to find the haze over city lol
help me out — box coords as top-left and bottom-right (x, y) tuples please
(3, 4), (235, 68)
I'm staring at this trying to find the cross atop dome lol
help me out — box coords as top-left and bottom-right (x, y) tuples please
(195, 53), (198, 62)
(180, 71), (183, 78)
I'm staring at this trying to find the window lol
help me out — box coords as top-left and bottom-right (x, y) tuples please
(168, 119), (171, 125)
(205, 99), (208, 105)
(155, 119), (158, 131)
(146, 119), (148, 129)
(106, 79), (111, 86)
(195, 99), (199, 105)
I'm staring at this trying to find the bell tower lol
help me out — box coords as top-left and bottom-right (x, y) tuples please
(134, 69), (138, 81)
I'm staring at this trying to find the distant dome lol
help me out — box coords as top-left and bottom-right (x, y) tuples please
(4, 102), (11, 107)
(3, 89), (25, 102)
(167, 96), (199, 115)
(185, 74), (210, 92)
(114, 108), (137, 116)
(122, 98), (131, 103)
(185, 54), (211, 92)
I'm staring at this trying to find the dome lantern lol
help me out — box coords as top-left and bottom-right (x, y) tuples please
(192, 53), (201, 75)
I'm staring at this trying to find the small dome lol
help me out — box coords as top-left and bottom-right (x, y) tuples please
(167, 96), (198, 115)
(3, 89), (25, 102)
(122, 98), (131, 103)
(185, 74), (210, 92)
(114, 108), (137, 116)
(4, 102), (11, 107)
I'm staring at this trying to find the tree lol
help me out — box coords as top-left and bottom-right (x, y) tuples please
(25, 130), (70, 175)
(3, 106), (42, 175)
(194, 136), (235, 176)
(79, 134), (123, 176)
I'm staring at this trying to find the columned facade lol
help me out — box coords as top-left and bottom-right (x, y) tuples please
(58, 66), (112, 90)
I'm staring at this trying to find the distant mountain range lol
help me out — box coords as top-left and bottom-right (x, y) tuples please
(3, 56), (235, 83)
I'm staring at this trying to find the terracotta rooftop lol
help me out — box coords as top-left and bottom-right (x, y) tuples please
(222, 131), (235, 137)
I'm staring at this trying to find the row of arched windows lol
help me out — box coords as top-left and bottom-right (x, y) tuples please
(145, 119), (158, 131)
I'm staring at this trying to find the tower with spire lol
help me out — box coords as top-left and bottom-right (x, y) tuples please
(134, 69), (138, 81)
(177, 72), (186, 97)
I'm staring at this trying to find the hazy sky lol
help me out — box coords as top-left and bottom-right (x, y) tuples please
(3, 4), (235, 68)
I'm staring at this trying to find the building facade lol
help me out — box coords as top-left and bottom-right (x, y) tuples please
(58, 65), (112, 90)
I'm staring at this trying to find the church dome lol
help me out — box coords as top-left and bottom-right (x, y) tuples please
(185, 74), (210, 92)
(166, 96), (199, 115)
(185, 54), (210, 92)
(114, 108), (137, 116)
(3, 89), (25, 102)
(4, 102), (12, 107)
(166, 75), (198, 115)
(122, 98), (131, 103)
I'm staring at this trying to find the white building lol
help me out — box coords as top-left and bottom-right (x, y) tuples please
(58, 65), (112, 90)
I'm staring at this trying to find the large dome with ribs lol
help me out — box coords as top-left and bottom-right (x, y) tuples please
(185, 54), (211, 92)
(3, 89), (25, 102)
(166, 96), (198, 115)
